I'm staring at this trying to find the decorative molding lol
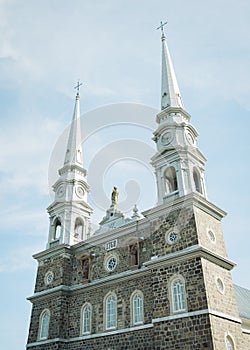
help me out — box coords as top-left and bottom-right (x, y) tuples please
(26, 323), (154, 348)
(152, 309), (209, 323)
(152, 308), (242, 325)
(27, 267), (151, 301)
(143, 244), (236, 271)
(33, 244), (71, 261)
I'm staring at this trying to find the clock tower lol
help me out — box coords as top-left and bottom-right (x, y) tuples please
(46, 90), (92, 248)
(152, 29), (207, 205)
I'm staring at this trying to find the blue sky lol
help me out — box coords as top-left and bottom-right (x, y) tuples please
(0, 0), (250, 348)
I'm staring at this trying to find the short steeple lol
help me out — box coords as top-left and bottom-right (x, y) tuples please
(158, 21), (183, 110)
(46, 84), (92, 248)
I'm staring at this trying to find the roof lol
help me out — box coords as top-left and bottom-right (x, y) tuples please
(234, 284), (250, 320)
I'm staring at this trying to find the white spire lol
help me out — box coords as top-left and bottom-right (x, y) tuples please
(47, 88), (93, 248)
(161, 32), (184, 110)
(64, 92), (83, 166)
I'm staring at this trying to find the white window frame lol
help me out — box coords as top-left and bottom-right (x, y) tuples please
(131, 290), (144, 325)
(225, 334), (235, 350)
(38, 309), (50, 340)
(81, 303), (92, 335)
(170, 276), (187, 314)
(104, 293), (117, 330)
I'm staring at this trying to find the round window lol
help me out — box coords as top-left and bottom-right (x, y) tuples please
(207, 229), (216, 243)
(44, 271), (54, 285)
(166, 231), (179, 244)
(216, 277), (225, 294)
(106, 257), (117, 272)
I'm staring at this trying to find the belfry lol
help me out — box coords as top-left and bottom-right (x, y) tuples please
(26, 27), (250, 350)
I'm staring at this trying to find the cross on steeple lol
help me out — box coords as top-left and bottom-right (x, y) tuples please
(74, 80), (83, 95)
(157, 21), (168, 36)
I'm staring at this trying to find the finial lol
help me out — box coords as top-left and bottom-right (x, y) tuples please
(74, 80), (83, 97)
(132, 204), (140, 220)
(157, 20), (168, 37)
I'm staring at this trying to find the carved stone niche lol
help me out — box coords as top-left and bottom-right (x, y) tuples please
(126, 237), (143, 270)
(77, 253), (92, 284)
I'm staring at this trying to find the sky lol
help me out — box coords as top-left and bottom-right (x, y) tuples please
(0, 0), (250, 348)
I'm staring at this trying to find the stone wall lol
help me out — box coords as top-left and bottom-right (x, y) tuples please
(209, 315), (246, 350)
(194, 207), (227, 257)
(153, 314), (213, 349)
(151, 257), (208, 318)
(67, 274), (153, 337)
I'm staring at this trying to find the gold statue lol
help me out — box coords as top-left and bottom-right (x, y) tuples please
(111, 186), (118, 207)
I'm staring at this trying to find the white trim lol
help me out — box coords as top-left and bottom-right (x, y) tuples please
(215, 276), (225, 295)
(44, 270), (54, 286)
(242, 327), (250, 335)
(143, 244), (236, 270)
(209, 309), (242, 324)
(26, 324), (154, 348)
(130, 290), (144, 326)
(38, 309), (50, 341)
(104, 292), (117, 330)
(80, 302), (92, 335)
(27, 268), (151, 301)
(225, 332), (236, 350)
(152, 308), (209, 323)
(152, 308), (242, 324)
(27, 308), (243, 348)
(207, 228), (216, 244)
(169, 275), (187, 314)
(104, 253), (118, 272)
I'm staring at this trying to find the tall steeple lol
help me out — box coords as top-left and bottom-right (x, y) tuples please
(46, 87), (92, 248)
(64, 91), (83, 166)
(152, 24), (207, 205)
(161, 31), (184, 110)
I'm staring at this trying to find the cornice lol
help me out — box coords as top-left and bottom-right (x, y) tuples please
(142, 193), (227, 221)
(33, 244), (71, 261)
(156, 107), (191, 124)
(27, 266), (151, 302)
(143, 244), (236, 271)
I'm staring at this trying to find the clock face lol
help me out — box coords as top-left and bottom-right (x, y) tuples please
(75, 186), (85, 198)
(185, 131), (195, 145)
(167, 231), (178, 244)
(106, 257), (117, 271)
(57, 185), (65, 198)
(161, 131), (173, 145)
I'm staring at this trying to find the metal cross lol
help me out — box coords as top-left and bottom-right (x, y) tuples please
(157, 21), (168, 35)
(74, 80), (83, 94)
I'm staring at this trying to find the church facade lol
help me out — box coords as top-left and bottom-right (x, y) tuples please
(26, 29), (250, 350)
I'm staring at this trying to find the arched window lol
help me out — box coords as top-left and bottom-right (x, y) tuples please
(131, 291), (143, 325)
(39, 309), (50, 340)
(105, 293), (117, 330)
(81, 303), (92, 334)
(225, 335), (235, 350)
(74, 218), (84, 239)
(171, 277), (186, 313)
(52, 218), (61, 240)
(193, 168), (203, 194)
(165, 166), (178, 195)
